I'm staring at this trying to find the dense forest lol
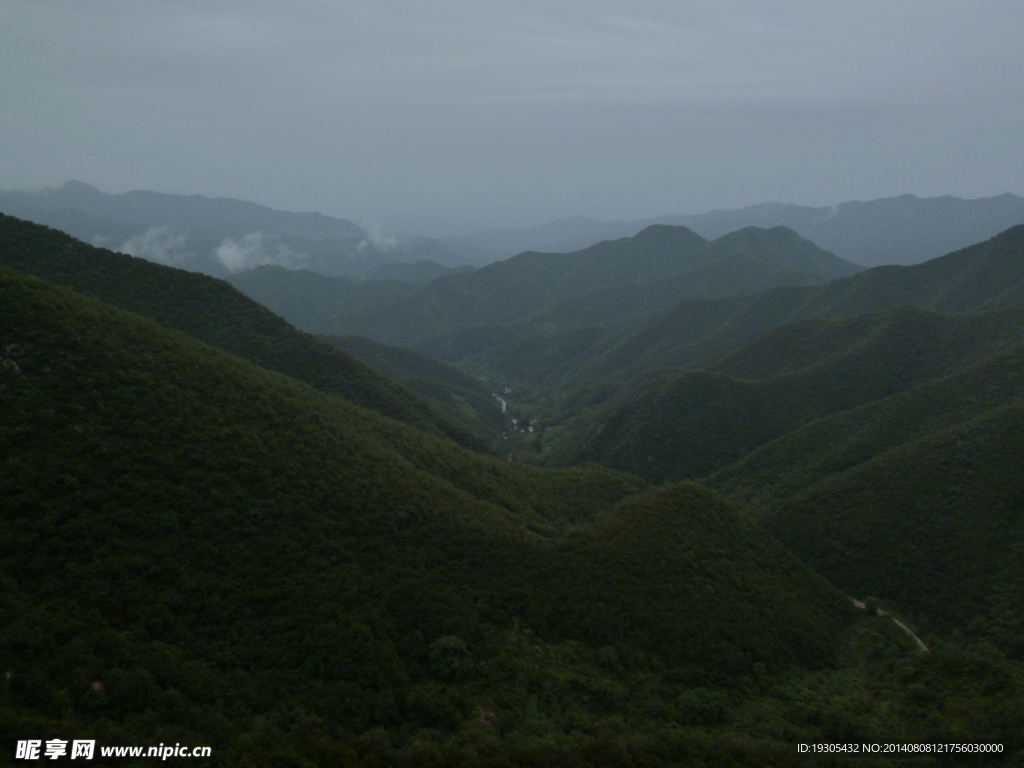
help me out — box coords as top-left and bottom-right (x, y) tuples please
(2, 214), (1023, 765)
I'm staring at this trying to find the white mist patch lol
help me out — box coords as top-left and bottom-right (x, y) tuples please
(355, 222), (399, 253)
(214, 232), (308, 273)
(119, 227), (190, 265)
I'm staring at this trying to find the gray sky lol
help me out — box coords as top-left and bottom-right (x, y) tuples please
(2, 0), (1023, 233)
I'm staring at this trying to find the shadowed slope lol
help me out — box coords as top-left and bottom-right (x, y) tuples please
(321, 334), (509, 440)
(0, 268), (861, 762)
(0, 213), (483, 448)
(547, 305), (1024, 483)
(724, 405), (1024, 658)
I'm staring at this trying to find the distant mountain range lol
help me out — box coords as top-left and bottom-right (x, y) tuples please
(1, 179), (366, 240)
(0, 181), (478, 278)
(451, 193), (1024, 267)
(4, 183), (1022, 283)
(474, 223), (1024, 399)
(229, 223), (862, 347)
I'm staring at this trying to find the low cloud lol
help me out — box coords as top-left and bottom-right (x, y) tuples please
(214, 232), (308, 273)
(356, 222), (399, 253)
(119, 226), (191, 265)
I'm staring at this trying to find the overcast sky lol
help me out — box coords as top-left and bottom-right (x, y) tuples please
(2, 0), (1023, 233)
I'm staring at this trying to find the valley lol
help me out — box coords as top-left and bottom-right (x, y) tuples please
(2, 208), (1023, 764)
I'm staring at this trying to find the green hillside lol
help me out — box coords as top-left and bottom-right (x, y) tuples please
(703, 338), (1024, 659)
(750, 405), (1024, 658)
(0, 213), (484, 449)
(3, 256), (1024, 762)
(533, 288), (1024, 679)
(321, 334), (510, 440)
(710, 338), (1024, 510)
(0, 268), (873, 763)
(547, 305), (1024, 483)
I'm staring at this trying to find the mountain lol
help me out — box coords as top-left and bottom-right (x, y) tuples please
(521, 285), (1024, 697)
(366, 259), (476, 283)
(229, 224), (861, 347)
(454, 193), (1024, 267)
(504, 238), (1024, 664)
(321, 335), (510, 440)
(707, 341), (1024, 660)
(499, 224), (1024, 396)
(226, 265), (420, 335)
(548, 304), (1024, 483)
(0, 213), (486, 449)
(0, 181), (477, 278)
(0, 179), (366, 240)
(3, 218), (1023, 761)
(1, 267), (875, 764)
(679, 194), (1024, 267)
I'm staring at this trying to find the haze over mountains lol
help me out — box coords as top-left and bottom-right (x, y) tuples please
(227, 224), (862, 347)
(451, 193), (1024, 267)
(0, 181), (478, 279)
(4, 182), (1024, 284)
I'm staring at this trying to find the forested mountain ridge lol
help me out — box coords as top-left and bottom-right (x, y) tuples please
(548, 304), (1024, 482)
(524, 273), (1024, 670)
(0, 268), (890, 764)
(227, 223), (862, 346)
(708, 357), (1024, 661)
(0, 213), (487, 448)
(473, 224), (1024, 397)
(526, 285), (1024, 725)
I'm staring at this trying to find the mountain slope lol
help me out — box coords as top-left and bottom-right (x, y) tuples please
(697, 332), (1024, 660)
(708, 388), (1024, 657)
(0, 213), (483, 448)
(546, 305), (1024, 482)
(226, 265), (419, 334)
(322, 334), (510, 440)
(710, 338), (1024, 511)
(0, 268), (863, 763)
(753, 405), (1024, 657)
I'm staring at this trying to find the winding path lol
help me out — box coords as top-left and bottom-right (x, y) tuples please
(850, 598), (930, 653)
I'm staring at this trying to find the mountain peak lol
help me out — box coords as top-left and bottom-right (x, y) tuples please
(59, 180), (101, 194)
(632, 223), (707, 249)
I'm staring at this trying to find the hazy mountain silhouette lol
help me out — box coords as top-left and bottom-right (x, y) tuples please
(461, 224), (1024, 396)
(455, 193), (1024, 267)
(230, 223), (861, 347)
(0, 181), (477, 278)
